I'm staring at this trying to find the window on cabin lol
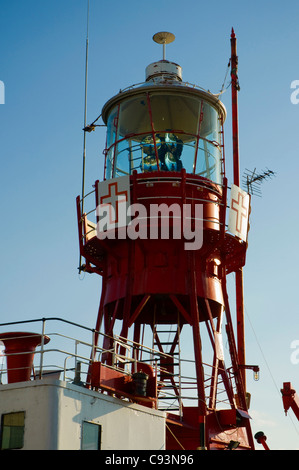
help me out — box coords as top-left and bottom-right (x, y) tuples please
(81, 421), (102, 450)
(0, 411), (25, 450)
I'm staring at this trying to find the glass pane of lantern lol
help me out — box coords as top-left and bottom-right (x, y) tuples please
(104, 90), (223, 184)
(112, 95), (153, 177)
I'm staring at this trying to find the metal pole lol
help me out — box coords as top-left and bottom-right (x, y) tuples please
(230, 28), (246, 391)
(91, 330), (96, 363)
(39, 318), (46, 379)
(79, 0), (90, 270)
(189, 253), (207, 449)
(230, 28), (240, 187)
(236, 268), (246, 388)
(81, 0), (90, 213)
(254, 432), (270, 450)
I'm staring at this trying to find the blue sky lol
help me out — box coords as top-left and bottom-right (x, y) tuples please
(1, 0), (299, 450)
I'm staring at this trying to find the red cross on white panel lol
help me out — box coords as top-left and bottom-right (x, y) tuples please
(228, 184), (250, 242)
(231, 192), (248, 234)
(97, 175), (131, 233)
(100, 182), (128, 225)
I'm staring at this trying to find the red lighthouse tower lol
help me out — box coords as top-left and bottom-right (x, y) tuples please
(77, 31), (257, 450)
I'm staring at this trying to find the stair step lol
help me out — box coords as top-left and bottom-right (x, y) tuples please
(160, 363), (180, 367)
(159, 385), (179, 393)
(159, 409), (180, 412)
(154, 342), (177, 346)
(157, 396), (180, 400)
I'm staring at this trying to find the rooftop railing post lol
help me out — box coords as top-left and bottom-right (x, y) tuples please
(39, 318), (46, 379)
(91, 330), (96, 363)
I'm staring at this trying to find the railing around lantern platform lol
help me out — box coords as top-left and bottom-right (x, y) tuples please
(77, 174), (226, 249)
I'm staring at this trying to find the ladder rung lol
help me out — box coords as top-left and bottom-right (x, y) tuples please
(152, 352), (180, 356)
(158, 396), (180, 400)
(159, 385), (180, 389)
(158, 352), (180, 356)
(155, 330), (178, 333)
(159, 408), (180, 411)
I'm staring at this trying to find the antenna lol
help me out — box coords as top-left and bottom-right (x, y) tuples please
(242, 168), (276, 197)
(153, 31), (175, 60)
(79, 0), (90, 272)
(81, 0), (90, 214)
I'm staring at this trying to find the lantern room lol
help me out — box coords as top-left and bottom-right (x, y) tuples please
(101, 35), (226, 185)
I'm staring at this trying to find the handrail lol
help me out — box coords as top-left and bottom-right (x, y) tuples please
(0, 317), (95, 333)
(118, 79), (219, 97)
(0, 317), (237, 412)
(79, 174), (226, 247)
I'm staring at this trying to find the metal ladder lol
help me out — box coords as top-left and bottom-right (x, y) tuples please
(152, 324), (182, 417)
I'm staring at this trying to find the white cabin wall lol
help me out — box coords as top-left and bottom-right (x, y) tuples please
(0, 379), (166, 450)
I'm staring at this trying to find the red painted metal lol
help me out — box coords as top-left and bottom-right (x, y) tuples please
(111, 104), (120, 177)
(77, 30), (256, 450)
(78, 169), (251, 448)
(281, 382), (299, 421)
(0, 332), (50, 383)
(254, 431), (270, 450)
(90, 361), (157, 408)
(193, 101), (204, 173)
(146, 93), (160, 170)
(230, 28), (247, 391)
(230, 28), (240, 187)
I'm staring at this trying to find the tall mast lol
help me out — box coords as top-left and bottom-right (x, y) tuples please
(231, 28), (246, 390)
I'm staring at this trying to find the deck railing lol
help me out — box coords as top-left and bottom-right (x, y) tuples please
(0, 317), (235, 417)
